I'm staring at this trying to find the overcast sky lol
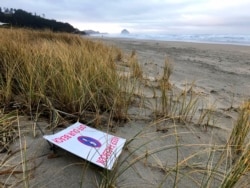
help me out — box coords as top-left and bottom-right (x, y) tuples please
(1, 0), (250, 34)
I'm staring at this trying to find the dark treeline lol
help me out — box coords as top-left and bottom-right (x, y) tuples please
(0, 7), (85, 34)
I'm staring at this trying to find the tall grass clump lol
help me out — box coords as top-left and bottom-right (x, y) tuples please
(228, 101), (250, 170)
(220, 143), (250, 188)
(0, 28), (131, 125)
(218, 101), (250, 187)
(228, 100), (250, 160)
(157, 57), (173, 116)
(174, 84), (199, 123)
(129, 50), (143, 79)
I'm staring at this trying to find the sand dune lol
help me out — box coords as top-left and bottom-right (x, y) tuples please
(1, 37), (249, 187)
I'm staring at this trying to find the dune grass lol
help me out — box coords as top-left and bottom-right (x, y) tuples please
(0, 28), (132, 127)
(228, 100), (250, 158)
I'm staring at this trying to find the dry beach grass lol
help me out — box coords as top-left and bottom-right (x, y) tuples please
(0, 29), (250, 187)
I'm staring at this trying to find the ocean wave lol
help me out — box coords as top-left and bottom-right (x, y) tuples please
(93, 33), (250, 46)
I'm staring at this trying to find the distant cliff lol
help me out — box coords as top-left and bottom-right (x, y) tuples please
(0, 7), (83, 34)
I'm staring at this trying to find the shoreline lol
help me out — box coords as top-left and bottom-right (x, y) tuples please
(88, 35), (250, 52)
(87, 34), (250, 47)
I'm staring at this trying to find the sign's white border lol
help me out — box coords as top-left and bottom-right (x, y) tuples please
(43, 122), (126, 170)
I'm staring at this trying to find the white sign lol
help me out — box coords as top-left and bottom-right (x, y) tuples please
(43, 122), (126, 170)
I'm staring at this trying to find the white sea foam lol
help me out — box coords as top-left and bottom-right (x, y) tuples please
(92, 33), (250, 46)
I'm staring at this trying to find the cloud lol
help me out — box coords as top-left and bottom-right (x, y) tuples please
(1, 0), (250, 34)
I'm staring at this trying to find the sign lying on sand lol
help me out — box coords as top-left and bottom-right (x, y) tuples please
(43, 122), (126, 170)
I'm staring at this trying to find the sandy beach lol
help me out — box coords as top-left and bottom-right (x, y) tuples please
(1, 37), (250, 187)
(97, 37), (250, 107)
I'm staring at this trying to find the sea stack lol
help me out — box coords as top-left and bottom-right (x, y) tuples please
(121, 29), (130, 35)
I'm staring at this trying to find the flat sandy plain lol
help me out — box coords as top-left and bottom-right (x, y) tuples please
(1, 37), (250, 187)
(101, 37), (250, 107)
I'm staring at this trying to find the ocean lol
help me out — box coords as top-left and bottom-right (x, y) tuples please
(92, 33), (250, 46)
